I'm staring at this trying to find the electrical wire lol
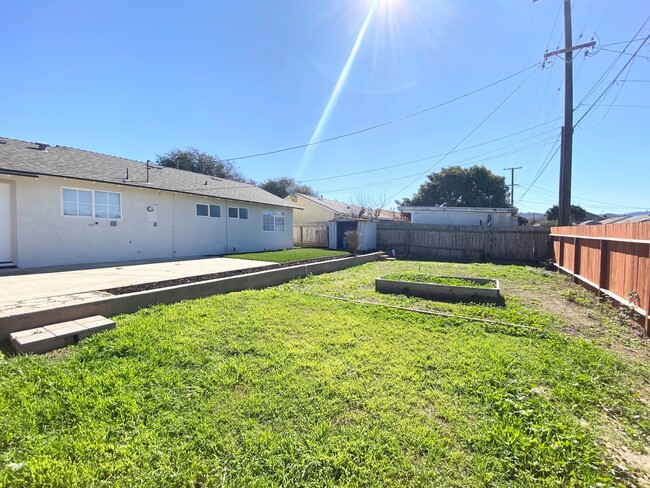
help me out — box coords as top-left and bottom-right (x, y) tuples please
(300, 118), (561, 183)
(574, 31), (650, 129)
(515, 140), (562, 203)
(386, 65), (542, 202)
(319, 138), (558, 195)
(222, 63), (542, 161)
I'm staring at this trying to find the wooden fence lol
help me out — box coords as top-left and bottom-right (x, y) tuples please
(377, 221), (551, 263)
(551, 222), (650, 335)
(293, 222), (329, 248)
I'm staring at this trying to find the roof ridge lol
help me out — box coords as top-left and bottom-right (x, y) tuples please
(0, 135), (259, 187)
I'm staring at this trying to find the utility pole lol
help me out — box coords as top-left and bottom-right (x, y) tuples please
(539, 0), (595, 226)
(504, 166), (522, 207)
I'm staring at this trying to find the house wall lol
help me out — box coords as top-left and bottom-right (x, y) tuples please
(8, 175), (292, 268)
(289, 195), (335, 224)
(410, 209), (515, 226)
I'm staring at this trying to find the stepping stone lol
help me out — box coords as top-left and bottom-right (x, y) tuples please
(10, 316), (116, 354)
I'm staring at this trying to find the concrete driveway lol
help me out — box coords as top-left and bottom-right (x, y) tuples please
(0, 257), (271, 306)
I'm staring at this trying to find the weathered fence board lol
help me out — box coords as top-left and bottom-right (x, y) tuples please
(293, 222), (328, 248)
(377, 222), (550, 263)
(551, 222), (650, 335)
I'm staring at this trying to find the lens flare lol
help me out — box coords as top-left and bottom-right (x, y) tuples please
(296, 0), (381, 178)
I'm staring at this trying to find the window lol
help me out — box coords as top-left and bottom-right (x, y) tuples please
(94, 191), (121, 218)
(263, 211), (274, 231)
(63, 189), (92, 217)
(274, 211), (285, 231)
(229, 207), (248, 219)
(196, 204), (209, 216)
(263, 211), (285, 232)
(62, 188), (121, 219)
(197, 204), (221, 218)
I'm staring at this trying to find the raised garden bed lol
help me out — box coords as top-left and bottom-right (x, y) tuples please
(376, 272), (500, 302)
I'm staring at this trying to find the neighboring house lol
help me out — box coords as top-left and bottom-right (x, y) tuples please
(398, 206), (517, 227)
(0, 138), (298, 268)
(286, 193), (364, 224)
(286, 193), (399, 224)
(596, 214), (650, 225)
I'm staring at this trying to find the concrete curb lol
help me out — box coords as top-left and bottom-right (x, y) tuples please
(0, 252), (381, 345)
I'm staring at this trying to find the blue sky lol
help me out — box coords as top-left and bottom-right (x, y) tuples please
(2, 0), (648, 214)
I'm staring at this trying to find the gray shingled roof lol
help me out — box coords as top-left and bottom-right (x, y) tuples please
(0, 137), (298, 209)
(295, 193), (363, 216)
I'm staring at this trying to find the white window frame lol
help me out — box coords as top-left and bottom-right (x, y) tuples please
(228, 207), (248, 220)
(62, 187), (122, 219)
(262, 211), (285, 232)
(263, 211), (274, 231)
(94, 190), (122, 219)
(197, 203), (221, 218)
(62, 188), (92, 217)
(274, 211), (285, 232)
(196, 204), (209, 217)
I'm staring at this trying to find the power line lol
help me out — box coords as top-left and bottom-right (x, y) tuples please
(223, 62), (542, 161)
(386, 66), (541, 202)
(599, 48), (650, 61)
(574, 31), (650, 128)
(300, 118), (561, 183)
(521, 184), (650, 211)
(577, 18), (650, 107)
(319, 138), (558, 195)
(515, 140), (562, 203)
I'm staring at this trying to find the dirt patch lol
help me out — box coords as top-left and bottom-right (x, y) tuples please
(503, 277), (650, 365)
(103, 254), (351, 295)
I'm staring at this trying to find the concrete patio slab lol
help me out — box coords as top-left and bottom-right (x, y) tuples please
(0, 257), (271, 312)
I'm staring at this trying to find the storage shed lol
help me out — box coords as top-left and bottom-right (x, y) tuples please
(328, 220), (377, 252)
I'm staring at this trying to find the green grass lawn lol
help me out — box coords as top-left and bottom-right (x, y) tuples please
(226, 248), (348, 263)
(1, 261), (649, 486)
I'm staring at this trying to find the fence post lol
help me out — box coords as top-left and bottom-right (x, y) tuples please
(573, 237), (580, 281)
(646, 243), (650, 336)
(405, 228), (411, 257)
(300, 226), (304, 247)
(598, 239), (608, 296)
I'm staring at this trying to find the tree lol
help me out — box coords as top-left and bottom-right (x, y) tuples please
(259, 177), (317, 199)
(352, 190), (390, 220)
(401, 165), (510, 207)
(156, 147), (246, 182)
(544, 204), (587, 224)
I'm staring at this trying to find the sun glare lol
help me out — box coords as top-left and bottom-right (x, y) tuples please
(296, 0), (451, 179)
(296, 0), (380, 178)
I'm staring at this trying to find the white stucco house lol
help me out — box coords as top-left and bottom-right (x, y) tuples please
(398, 206), (517, 227)
(0, 138), (298, 268)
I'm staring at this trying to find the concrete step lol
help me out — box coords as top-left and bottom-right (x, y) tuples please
(10, 315), (116, 354)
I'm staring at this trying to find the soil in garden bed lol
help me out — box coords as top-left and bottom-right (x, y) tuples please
(103, 254), (351, 295)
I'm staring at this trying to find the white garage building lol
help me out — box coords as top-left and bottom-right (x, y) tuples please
(398, 206), (517, 227)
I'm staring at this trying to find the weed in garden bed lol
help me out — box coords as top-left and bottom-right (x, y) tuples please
(383, 272), (496, 288)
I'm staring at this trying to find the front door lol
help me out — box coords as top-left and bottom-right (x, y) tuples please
(0, 183), (13, 265)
